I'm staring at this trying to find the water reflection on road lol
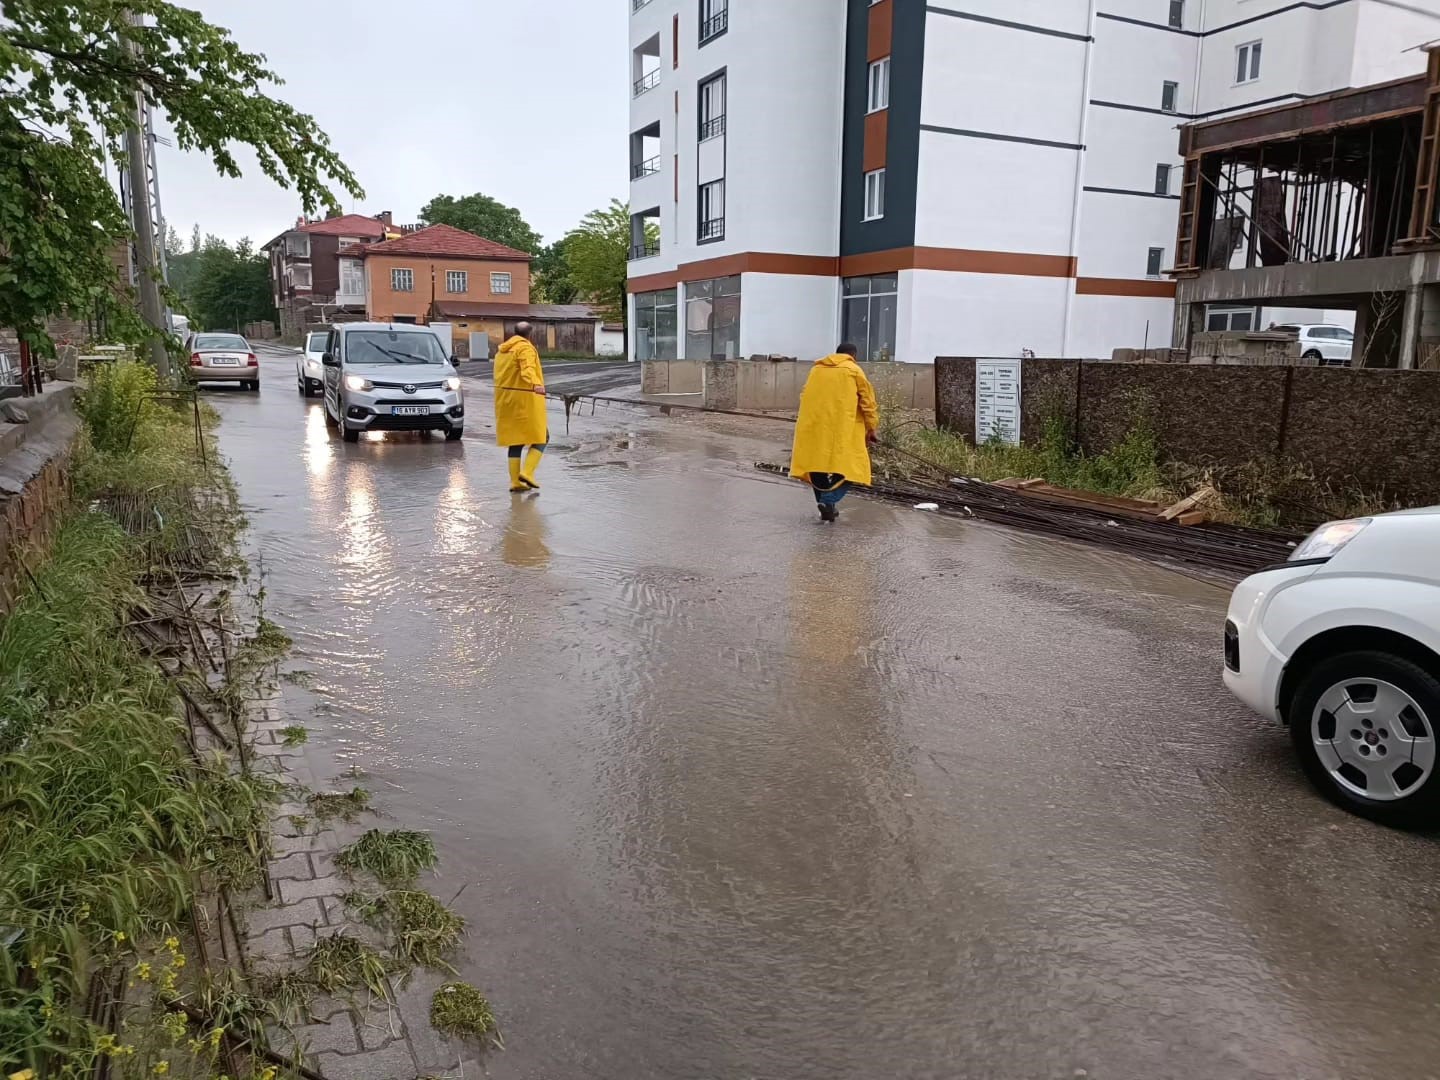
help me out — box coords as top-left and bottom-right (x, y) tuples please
(213, 358), (1440, 1080)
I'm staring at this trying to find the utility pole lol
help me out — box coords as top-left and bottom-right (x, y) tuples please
(121, 11), (171, 379)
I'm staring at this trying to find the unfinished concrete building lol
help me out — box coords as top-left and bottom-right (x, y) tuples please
(1172, 48), (1440, 369)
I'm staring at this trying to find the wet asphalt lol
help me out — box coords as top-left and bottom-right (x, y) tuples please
(213, 346), (1440, 1080)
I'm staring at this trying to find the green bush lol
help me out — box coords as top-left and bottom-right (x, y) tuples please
(75, 360), (159, 454)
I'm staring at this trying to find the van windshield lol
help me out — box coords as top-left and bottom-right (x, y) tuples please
(306, 332), (328, 352)
(345, 331), (447, 365)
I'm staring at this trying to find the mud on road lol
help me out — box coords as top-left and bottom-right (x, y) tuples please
(214, 352), (1440, 1080)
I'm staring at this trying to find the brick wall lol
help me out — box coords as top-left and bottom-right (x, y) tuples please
(0, 442), (73, 617)
(936, 357), (1440, 502)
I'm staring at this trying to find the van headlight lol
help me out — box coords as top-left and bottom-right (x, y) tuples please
(444, 377), (461, 391)
(1290, 518), (1371, 562)
(344, 375), (372, 392)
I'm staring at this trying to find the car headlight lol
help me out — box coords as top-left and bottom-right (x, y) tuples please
(444, 377), (461, 391)
(1290, 518), (1371, 562)
(344, 375), (372, 392)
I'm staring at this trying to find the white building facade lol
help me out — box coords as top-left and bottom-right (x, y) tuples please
(626, 0), (1440, 363)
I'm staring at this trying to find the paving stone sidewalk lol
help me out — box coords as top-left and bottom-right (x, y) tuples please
(243, 706), (479, 1080)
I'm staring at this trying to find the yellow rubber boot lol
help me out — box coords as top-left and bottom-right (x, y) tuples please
(520, 448), (543, 490)
(508, 457), (527, 492)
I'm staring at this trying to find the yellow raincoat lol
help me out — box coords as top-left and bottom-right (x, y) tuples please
(493, 335), (547, 446)
(789, 354), (879, 487)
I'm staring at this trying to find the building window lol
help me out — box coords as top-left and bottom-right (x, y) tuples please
(1236, 41), (1262, 84)
(842, 275), (899, 363)
(634, 288), (678, 360)
(685, 275), (741, 359)
(1155, 164), (1172, 196)
(491, 272), (513, 295)
(699, 71), (726, 141)
(285, 232), (310, 258)
(1205, 306), (1260, 332)
(1161, 81), (1179, 114)
(1168, 0), (1184, 28)
(863, 169), (886, 221)
(446, 270), (468, 294)
(868, 58), (890, 113)
(633, 34), (661, 96)
(392, 268), (414, 292)
(699, 180), (725, 242)
(699, 0), (727, 44)
(291, 264), (312, 290)
(340, 259), (364, 297)
(1146, 247), (1165, 278)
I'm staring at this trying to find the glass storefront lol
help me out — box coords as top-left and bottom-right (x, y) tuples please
(684, 276), (741, 360)
(841, 275), (898, 362)
(634, 288), (678, 361)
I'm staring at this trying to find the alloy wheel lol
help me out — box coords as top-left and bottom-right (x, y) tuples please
(1311, 678), (1436, 802)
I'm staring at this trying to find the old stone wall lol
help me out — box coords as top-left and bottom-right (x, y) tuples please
(935, 357), (1440, 502)
(0, 387), (79, 616)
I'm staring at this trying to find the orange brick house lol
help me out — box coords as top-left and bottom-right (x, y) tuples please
(340, 223), (532, 326)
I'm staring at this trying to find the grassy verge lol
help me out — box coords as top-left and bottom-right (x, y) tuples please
(879, 406), (1393, 530)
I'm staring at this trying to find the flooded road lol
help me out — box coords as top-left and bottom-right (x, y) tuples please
(216, 350), (1440, 1080)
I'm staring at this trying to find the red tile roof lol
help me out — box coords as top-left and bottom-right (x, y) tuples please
(345, 223), (531, 262)
(297, 214), (392, 238)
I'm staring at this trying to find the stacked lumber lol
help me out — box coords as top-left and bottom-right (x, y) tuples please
(993, 478), (1219, 527)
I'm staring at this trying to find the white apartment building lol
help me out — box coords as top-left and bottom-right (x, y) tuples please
(626, 0), (1440, 363)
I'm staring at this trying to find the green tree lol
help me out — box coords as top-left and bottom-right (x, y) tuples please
(184, 236), (275, 331)
(565, 200), (631, 328)
(419, 193), (542, 255)
(533, 238), (579, 304)
(0, 1), (361, 356)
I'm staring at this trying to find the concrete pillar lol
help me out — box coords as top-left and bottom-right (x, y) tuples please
(1172, 301), (1205, 354)
(1398, 285), (1423, 369)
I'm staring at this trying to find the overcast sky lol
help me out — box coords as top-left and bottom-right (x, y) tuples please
(156, 0), (627, 248)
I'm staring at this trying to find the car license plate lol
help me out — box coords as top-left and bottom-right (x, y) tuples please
(391, 405), (428, 416)
(211, 357), (240, 366)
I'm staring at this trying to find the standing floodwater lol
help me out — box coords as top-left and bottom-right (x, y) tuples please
(213, 350), (1440, 1080)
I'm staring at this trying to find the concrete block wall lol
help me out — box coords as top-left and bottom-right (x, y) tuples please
(640, 360), (705, 396)
(695, 361), (935, 413)
(935, 356), (1440, 502)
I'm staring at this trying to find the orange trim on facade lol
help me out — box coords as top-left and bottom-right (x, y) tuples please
(863, 110), (888, 173)
(628, 247), (1167, 294)
(1075, 277), (1178, 298)
(868, 0), (892, 62)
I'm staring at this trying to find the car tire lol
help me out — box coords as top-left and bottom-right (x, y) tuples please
(1303, 350), (1323, 361)
(445, 428), (463, 442)
(1288, 649), (1440, 828)
(246, 380), (260, 392)
(343, 425), (360, 444)
(324, 398), (338, 428)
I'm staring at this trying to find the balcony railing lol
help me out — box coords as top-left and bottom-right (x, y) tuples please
(700, 9), (728, 43)
(699, 116), (726, 142)
(631, 156), (661, 180)
(698, 218), (725, 242)
(630, 241), (660, 260)
(633, 69), (661, 96)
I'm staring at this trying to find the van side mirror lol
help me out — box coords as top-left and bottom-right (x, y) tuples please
(321, 352), (338, 367)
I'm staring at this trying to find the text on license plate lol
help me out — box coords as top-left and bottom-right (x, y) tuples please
(211, 357), (240, 366)
(391, 406), (429, 416)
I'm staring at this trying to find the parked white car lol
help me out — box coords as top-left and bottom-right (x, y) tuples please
(320, 323), (464, 443)
(1223, 510), (1440, 826)
(297, 330), (328, 397)
(1274, 323), (1354, 365)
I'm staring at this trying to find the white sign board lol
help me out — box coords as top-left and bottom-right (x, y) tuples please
(976, 360), (1023, 446)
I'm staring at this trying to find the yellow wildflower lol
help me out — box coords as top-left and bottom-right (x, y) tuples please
(113, 931), (126, 943)
(136, 961), (152, 981)
(171, 954), (186, 969)
(11, 1069), (36, 1080)
(152, 1061), (170, 1076)
(208, 1027), (225, 1050)
(163, 937), (180, 953)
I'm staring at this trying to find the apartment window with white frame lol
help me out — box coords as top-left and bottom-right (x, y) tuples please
(1161, 81), (1179, 114)
(1146, 247), (1165, 278)
(285, 232), (310, 258)
(491, 272), (513, 295)
(1236, 41), (1262, 84)
(291, 264), (312, 290)
(868, 57), (890, 113)
(1155, 164), (1172, 196)
(446, 270), (468, 294)
(392, 267), (414, 292)
(340, 259), (364, 298)
(864, 169), (886, 221)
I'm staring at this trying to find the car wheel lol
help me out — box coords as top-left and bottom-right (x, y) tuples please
(343, 425), (360, 444)
(324, 398), (338, 427)
(445, 428), (463, 442)
(1289, 650), (1440, 828)
(1303, 350), (1323, 361)
(297, 372), (305, 395)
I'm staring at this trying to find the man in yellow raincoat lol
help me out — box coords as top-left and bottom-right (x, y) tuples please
(493, 322), (548, 492)
(789, 344), (879, 523)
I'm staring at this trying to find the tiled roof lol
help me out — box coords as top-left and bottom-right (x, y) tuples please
(298, 214), (392, 237)
(345, 224), (531, 262)
(433, 301), (599, 321)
